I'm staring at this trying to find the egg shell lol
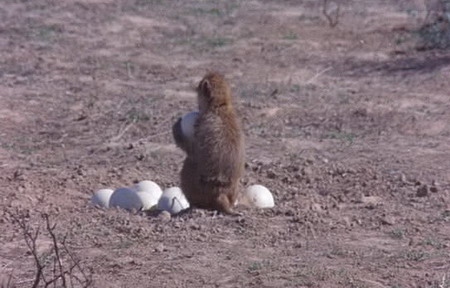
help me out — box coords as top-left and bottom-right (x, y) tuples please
(132, 180), (163, 210)
(181, 112), (199, 141)
(91, 188), (114, 208)
(158, 187), (190, 214)
(109, 187), (143, 211)
(244, 185), (275, 208)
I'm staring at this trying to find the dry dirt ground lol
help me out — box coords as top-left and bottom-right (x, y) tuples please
(1, 0), (450, 287)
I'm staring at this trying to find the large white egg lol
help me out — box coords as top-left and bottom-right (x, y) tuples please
(181, 112), (199, 141)
(109, 187), (143, 211)
(158, 187), (190, 214)
(132, 180), (163, 210)
(243, 185), (275, 208)
(91, 188), (114, 208)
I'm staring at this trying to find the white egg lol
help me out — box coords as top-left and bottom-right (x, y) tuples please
(243, 185), (275, 208)
(181, 111), (199, 141)
(109, 187), (143, 211)
(158, 187), (190, 214)
(132, 180), (163, 210)
(91, 188), (114, 208)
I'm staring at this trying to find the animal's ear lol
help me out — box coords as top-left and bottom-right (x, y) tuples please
(198, 79), (212, 98)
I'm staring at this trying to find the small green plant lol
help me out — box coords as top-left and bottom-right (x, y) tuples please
(324, 245), (348, 258)
(417, 0), (450, 49)
(135, 0), (162, 6)
(418, 19), (450, 49)
(395, 34), (409, 45)
(442, 210), (450, 222)
(32, 24), (63, 42)
(404, 249), (428, 262)
(192, 8), (222, 16)
(419, 237), (445, 249)
(125, 107), (150, 122)
(324, 131), (356, 145)
(283, 32), (298, 40)
(206, 37), (232, 48)
(247, 260), (270, 272)
(290, 84), (301, 92)
(389, 228), (406, 239)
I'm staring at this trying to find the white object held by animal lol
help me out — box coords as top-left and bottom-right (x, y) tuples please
(181, 111), (199, 141)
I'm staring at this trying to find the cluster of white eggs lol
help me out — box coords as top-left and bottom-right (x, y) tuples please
(91, 182), (274, 215)
(90, 111), (275, 215)
(91, 181), (190, 215)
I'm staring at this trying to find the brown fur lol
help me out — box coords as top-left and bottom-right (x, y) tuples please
(177, 72), (245, 215)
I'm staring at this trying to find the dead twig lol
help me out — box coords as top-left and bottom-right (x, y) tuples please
(322, 0), (341, 27)
(7, 209), (93, 288)
(305, 66), (332, 84)
(9, 211), (45, 288)
(43, 214), (66, 288)
(61, 241), (93, 288)
(110, 122), (135, 143)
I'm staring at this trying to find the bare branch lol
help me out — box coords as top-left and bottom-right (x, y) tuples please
(43, 214), (67, 288)
(8, 210), (45, 288)
(322, 0), (341, 28)
(8, 210), (93, 288)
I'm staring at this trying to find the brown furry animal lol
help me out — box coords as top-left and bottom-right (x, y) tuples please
(172, 72), (245, 215)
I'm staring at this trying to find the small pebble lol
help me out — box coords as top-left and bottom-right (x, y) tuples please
(416, 185), (428, 197)
(158, 210), (171, 222)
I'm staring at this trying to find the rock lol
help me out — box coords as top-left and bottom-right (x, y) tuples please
(310, 203), (324, 213)
(302, 167), (313, 177)
(416, 185), (428, 197)
(399, 173), (408, 184)
(342, 216), (352, 227)
(380, 216), (395, 225)
(266, 170), (277, 179)
(158, 210), (171, 222)
(360, 196), (382, 208)
(155, 243), (165, 252)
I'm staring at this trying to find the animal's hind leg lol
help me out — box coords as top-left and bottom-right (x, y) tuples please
(215, 193), (242, 216)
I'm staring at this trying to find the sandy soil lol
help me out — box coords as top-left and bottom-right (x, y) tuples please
(1, 0), (450, 287)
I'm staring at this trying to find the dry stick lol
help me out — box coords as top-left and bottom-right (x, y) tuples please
(5, 273), (14, 288)
(305, 66), (332, 84)
(322, 0), (341, 27)
(15, 278), (35, 285)
(12, 213), (44, 288)
(25, 227), (42, 287)
(133, 130), (171, 145)
(10, 211), (93, 288)
(62, 242), (93, 287)
(68, 263), (77, 288)
(43, 214), (67, 288)
(126, 62), (133, 79)
(52, 255), (57, 288)
(440, 274), (447, 288)
(110, 122), (135, 143)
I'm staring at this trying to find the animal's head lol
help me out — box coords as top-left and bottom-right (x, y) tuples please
(197, 72), (232, 113)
